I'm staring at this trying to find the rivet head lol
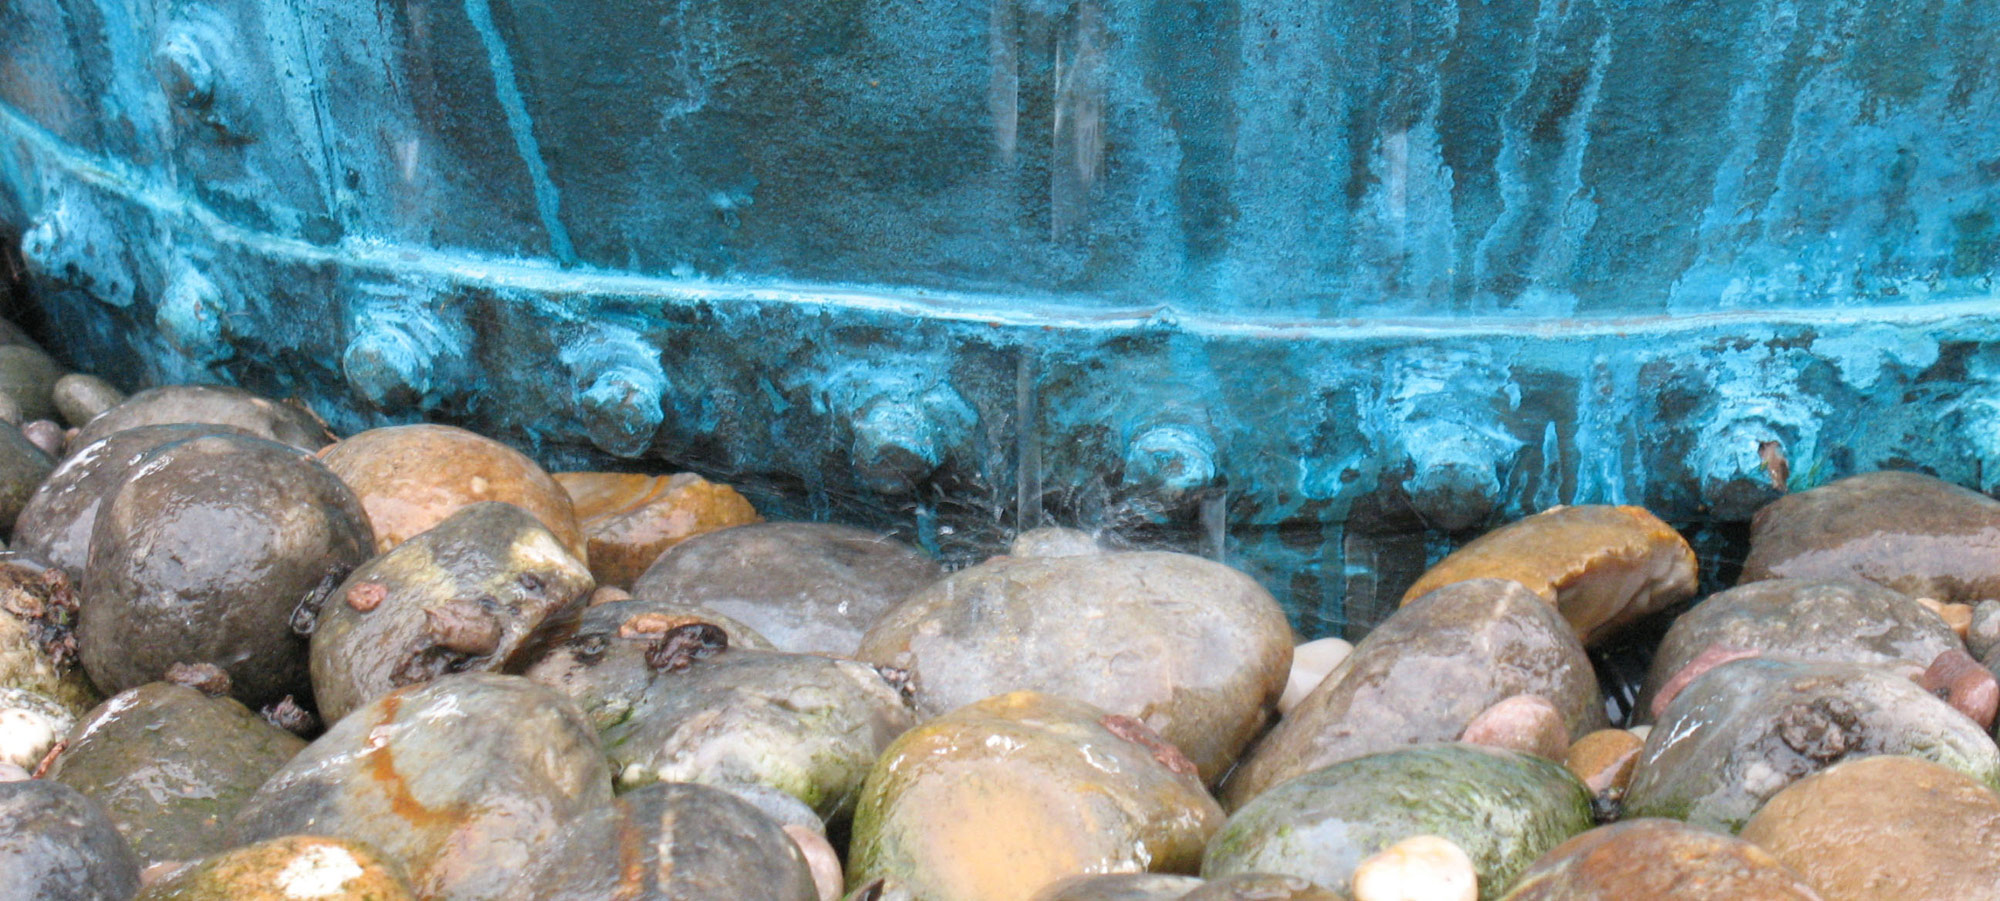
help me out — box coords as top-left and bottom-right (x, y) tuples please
(342, 328), (432, 409)
(1123, 425), (1217, 496)
(579, 367), (664, 459)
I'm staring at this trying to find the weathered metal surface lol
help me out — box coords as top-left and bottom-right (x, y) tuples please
(5, 0), (2000, 637)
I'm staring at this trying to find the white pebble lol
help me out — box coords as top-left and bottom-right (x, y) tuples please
(0, 705), (62, 770)
(1351, 834), (1477, 901)
(1278, 637), (1354, 715)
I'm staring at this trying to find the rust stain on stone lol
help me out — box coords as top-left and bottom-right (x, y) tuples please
(363, 693), (454, 827)
(1099, 713), (1199, 778)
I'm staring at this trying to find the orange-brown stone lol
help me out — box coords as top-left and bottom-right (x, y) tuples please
(553, 472), (760, 588)
(318, 424), (586, 562)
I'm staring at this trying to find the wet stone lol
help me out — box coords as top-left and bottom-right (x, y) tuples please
(1459, 695), (1570, 762)
(52, 373), (125, 429)
(859, 550), (1294, 783)
(22, 418), (63, 456)
(1562, 729), (1644, 802)
(0, 343), (65, 422)
(1741, 470), (2000, 604)
(1277, 637), (1353, 717)
(78, 432), (374, 707)
(1030, 874), (1207, 901)
(14, 423), (251, 578)
(0, 420), (53, 528)
(1970, 600), (2000, 659)
(309, 501), (594, 724)
(514, 781), (819, 901)
(1008, 526), (1103, 559)
(553, 471), (761, 589)
(1499, 818), (1821, 900)
(0, 778), (141, 901)
(634, 522), (942, 657)
(600, 647), (916, 820)
(48, 682), (306, 867)
(136, 835), (416, 901)
(524, 598), (775, 730)
(1205, 744), (1593, 901)
(0, 686), (73, 770)
(228, 673), (613, 901)
(69, 384), (334, 456)
(1224, 580), (1603, 809)
(1741, 755), (2000, 901)
(848, 691), (1223, 901)
(1398, 505), (1698, 646)
(1637, 578), (1959, 722)
(1624, 657), (2000, 833)
(318, 423), (587, 561)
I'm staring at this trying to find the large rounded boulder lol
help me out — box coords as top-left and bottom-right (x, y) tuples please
(858, 551), (1292, 781)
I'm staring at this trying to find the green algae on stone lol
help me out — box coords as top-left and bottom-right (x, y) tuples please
(599, 646), (915, 820)
(1204, 744), (1592, 901)
(49, 682), (306, 868)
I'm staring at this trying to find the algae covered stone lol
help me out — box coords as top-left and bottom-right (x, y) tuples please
(849, 691), (1223, 901)
(229, 673), (612, 901)
(1224, 579), (1602, 809)
(49, 682), (306, 867)
(309, 501), (594, 724)
(1624, 657), (2000, 832)
(859, 550), (1293, 782)
(602, 646), (916, 820)
(512, 782), (819, 901)
(137, 835), (415, 901)
(1204, 744), (1592, 901)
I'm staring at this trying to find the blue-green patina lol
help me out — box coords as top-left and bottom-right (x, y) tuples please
(4, 0), (1999, 635)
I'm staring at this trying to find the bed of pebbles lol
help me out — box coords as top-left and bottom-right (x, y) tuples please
(3, 316), (1999, 901)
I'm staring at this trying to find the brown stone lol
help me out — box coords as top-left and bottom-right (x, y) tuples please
(318, 423), (587, 562)
(1741, 470), (2000, 604)
(136, 835), (415, 901)
(1501, 819), (1820, 900)
(1460, 695), (1569, 762)
(1740, 755), (2000, 901)
(553, 471), (760, 588)
(1400, 505), (1697, 645)
(1563, 729), (1643, 798)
